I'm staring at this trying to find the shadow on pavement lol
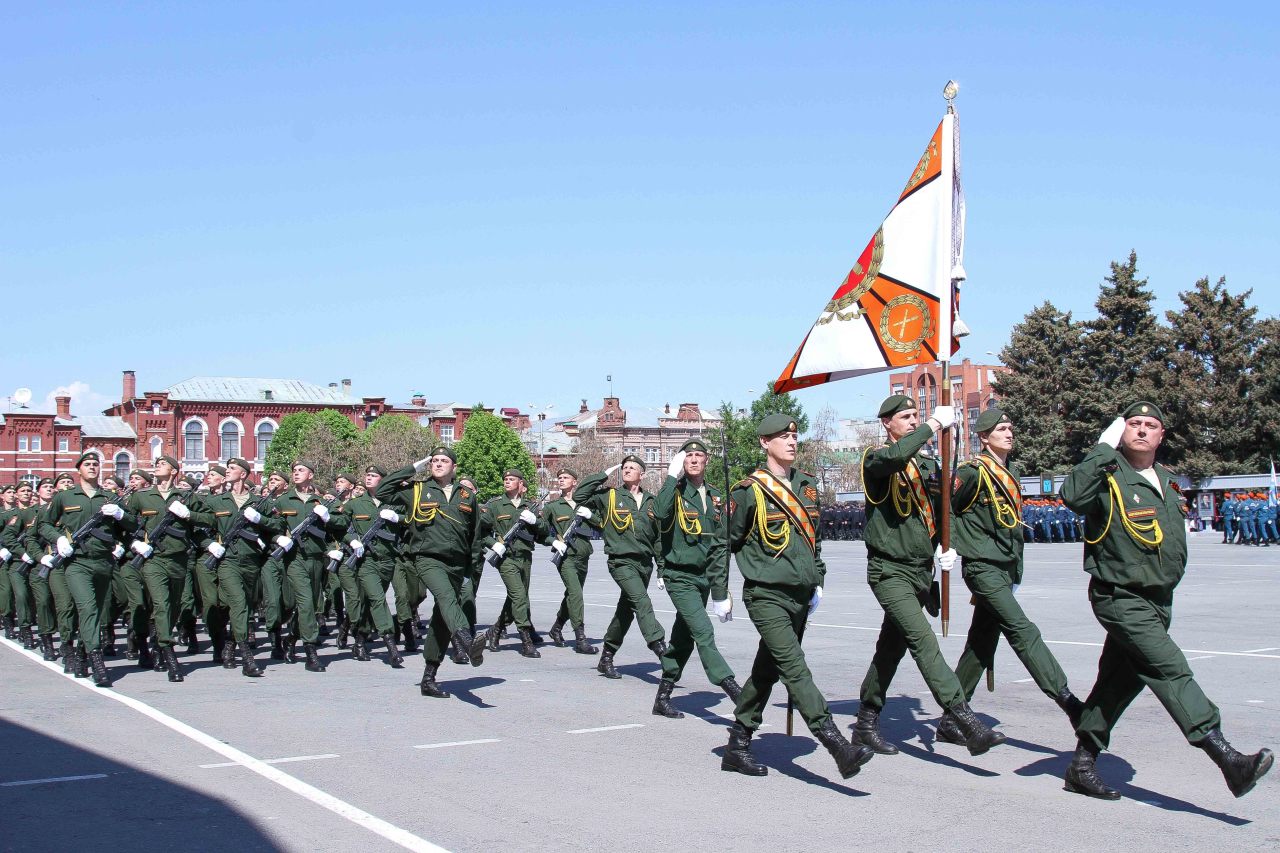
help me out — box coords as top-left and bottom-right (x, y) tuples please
(438, 675), (505, 708)
(0, 717), (282, 851)
(673, 688), (734, 726)
(614, 661), (661, 685)
(748, 732), (871, 797)
(1014, 750), (1251, 826)
(832, 695), (1001, 777)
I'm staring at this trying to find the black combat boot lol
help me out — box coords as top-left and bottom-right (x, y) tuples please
(853, 705), (899, 755)
(210, 624), (227, 665)
(1198, 728), (1274, 798)
(814, 719), (874, 779)
(1055, 687), (1085, 728)
(719, 676), (742, 703)
(162, 645), (184, 683)
(151, 637), (167, 672)
(352, 632), (371, 661)
(222, 637), (237, 669)
(101, 625), (116, 657)
(721, 723), (767, 776)
(241, 642), (262, 678)
(946, 702), (1007, 756)
(382, 632), (403, 668)
(652, 678), (684, 719)
(448, 636), (468, 665)
(548, 619), (566, 648)
(401, 619), (419, 654)
(20, 625), (35, 650)
(182, 617), (199, 656)
(337, 618), (350, 650)
(573, 626), (597, 655)
(529, 626), (544, 646)
(935, 710), (966, 746)
(88, 648), (111, 687)
(284, 634), (299, 664)
(248, 614), (260, 649)
(303, 642), (326, 672)
(137, 636), (155, 670)
(648, 638), (668, 659)
(3, 614), (16, 639)
(41, 634), (57, 661)
(517, 627), (541, 659)
(487, 617), (505, 651)
(1063, 739), (1120, 800)
(269, 630), (285, 660)
(463, 628), (486, 667)
(419, 663), (450, 698)
(74, 646), (90, 679)
(61, 642), (74, 673)
(124, 631), (139, 660)
(597, 648), (621, 679)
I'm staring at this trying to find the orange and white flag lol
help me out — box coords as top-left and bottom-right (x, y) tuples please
(774, 107), (966, 392)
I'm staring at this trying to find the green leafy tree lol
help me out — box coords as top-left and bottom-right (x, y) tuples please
(362, 413), (435, 474)
(264, 411), (318, 476)
(707, 382), (809, 492)
(297, 409), (363, 487)
(452, 407), (537, 500)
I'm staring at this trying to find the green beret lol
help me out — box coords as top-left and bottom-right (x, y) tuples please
(503, 468), (525, 480)
(156, 454), (180, 470)
(74, 451), (98, 469)
(756, 413), (797, 437)
(556, 467), (579, 480)
(208, 464), (228, 476)
(334, 471), (359, 486)
(103, 474), (126, 489)
(292, 459), (316, 474)
(15, 482), (32, 492)
(37, 478), (55, 488)
(877, 395), (917, 418)
(226, 457), (252, 474)
(680, 439), (709, 454)
(430, 446), (457, 463)
(55, 471), (75, 483)
(974, 408), (1011, 434)
(130, 470), (155, 485)
(269, 469), (289, 481)
(1122, 401), (1165, 425)
(364, 465), (387, 477)
(620, 454), (647, 471)
(0, 483), (16, 493)
(183, 474), (201, 490)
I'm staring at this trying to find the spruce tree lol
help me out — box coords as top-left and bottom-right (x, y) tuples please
(452, 407), (537, 500)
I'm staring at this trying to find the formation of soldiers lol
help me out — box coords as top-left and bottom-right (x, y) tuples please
(1219, 492), (1278, 545)
(1021, 497), (1085, 542)
(0, 397), (1272, 803)
(819, 502), (865, 541)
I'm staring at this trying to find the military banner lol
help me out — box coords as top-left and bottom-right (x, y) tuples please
(773, 105), (966, 392)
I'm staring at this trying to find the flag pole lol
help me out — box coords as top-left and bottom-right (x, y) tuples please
(939, 359), (952, 637)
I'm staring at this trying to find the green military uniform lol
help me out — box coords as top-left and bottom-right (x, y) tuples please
(34, 498), (81, 660)
(126, 484), (209, 652)
(654, 445), (734, 691)
(574, 463), (666, 667)
(4, 503), (36, 643)
(20, 499), (58, 650)
(541, 491), (596, 636)
(375, 459), (485, 673)
(201, 487), (282, 658)
(272, 486), (341, 651)
(0, 497), (13, 638)
(479, 492), (541, 635)
(331, 488), (402, 647)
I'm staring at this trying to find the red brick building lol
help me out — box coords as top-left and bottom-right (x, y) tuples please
(887, 358), (1008, 460)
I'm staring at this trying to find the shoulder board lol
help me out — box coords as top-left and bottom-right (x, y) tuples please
(733, 479), (754, 490)
(801, 470), (815, 479)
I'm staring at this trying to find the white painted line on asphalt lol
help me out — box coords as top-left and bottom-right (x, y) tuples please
(0, 638), (448, 853)
(1240, 647), (1279, 653)
(1, 773), (108, 787)
(201, 754), (340, 769)
(1186, 655), (1214, 661)
(413, 739), (501, 750)
(1247, 700), (1264, 704)
(1011, 678), (1034, 683)
(1042, 639), (1280, 659)
(519, 678), (535, 682)
(566, 724), (645, 734)
(808, 621), (879, 632)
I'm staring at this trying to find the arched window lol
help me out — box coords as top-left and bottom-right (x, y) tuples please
(220, 419), (242, 461)
(255, 420), (276, 461)
(183, 420), (206, 462)
(113, 451), (132, 479)
(150, 436), (163, 463)
(917, 374), (938, 412)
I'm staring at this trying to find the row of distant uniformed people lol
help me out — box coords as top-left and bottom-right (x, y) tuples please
(1219, 492), (1278, 545)
(1021, 497), (1085, 543)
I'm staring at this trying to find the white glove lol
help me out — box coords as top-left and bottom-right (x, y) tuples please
(574, 505), (592, 519)
(379, 508), (400, 523)
(349, 538), (365, 557)
(56, 536), (74, 558)
(101, 503), (124, 520)
(666, 450), (687, 479)
(22, 553), (33, 565)
(168, 501), (191, 519)
(656, 576), (665, 591)
(934, 545), (957, 574)
(327, 549), (343, 561)
(519, 509), (537, 525)
(605, 464), (622, 477)
(206, 542), (226, 559)
(112, 543), (125, 560)
(275, 535), (294, 552)
(412, 456), (432, 473)
(491, 541), (506, 557)
(551, 540), (567, 555)
(40, 554), (55, 568)
(0, 548), (10, 562)
(130, 540), (153, 558)
(242, 506), (262, 524)
(1099, 416), (1126, 448)
(711, 596), (733, 623)
(930, 406), (956, 429)
(808, 586), (823, 616)
(311, 504), (330, 522)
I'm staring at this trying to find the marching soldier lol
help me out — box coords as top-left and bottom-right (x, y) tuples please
(541, 468), (599, 655)
(0, 484), (15, 640)
(3, 483), (39, 651)
(939, 409), (1085, 744)
(852, 395), (1004, 757)
(479, 470), (544, 658)
(719, 414), (872, 779)
(330, 465), (404, 667)
(325, 471), (360, 646)
(573, 456), (668, 679)
(24, 479), (60, 662)
(37, 472), (88, 676)
(651, 439), (740, 719)
(1060, 402), (1273, 800)
(375, 447), (488, 699)
(37, 452), (138, 686)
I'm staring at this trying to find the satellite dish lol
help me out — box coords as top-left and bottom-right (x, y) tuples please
(13, 388), (32, 406)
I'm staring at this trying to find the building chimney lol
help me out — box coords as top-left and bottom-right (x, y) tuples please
(410, 393), (426, 408)
(263, 389), (274, 402)
(55, 395), (71, 419)
(579, 399), (589, 414)
(122, 370), (136, 401)
(341, 378), (352, 395)
(664, 403), (671, 415)
(329, 382), (338, 389)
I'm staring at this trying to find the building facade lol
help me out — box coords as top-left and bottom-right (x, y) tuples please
(886, 358), (1008, 460)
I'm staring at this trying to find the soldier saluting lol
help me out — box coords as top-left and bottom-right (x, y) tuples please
(1061, 402), (1273, 800)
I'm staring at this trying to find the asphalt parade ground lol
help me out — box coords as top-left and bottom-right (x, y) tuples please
(2, 538), (1276, 852)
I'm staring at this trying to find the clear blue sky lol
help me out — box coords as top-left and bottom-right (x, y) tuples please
(4, 3), (1277, 424)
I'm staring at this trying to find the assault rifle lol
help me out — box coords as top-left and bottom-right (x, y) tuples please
(550, 505), (594, 570)
(326, 507), (400, 574)
(203, 491), (274, 571)
(484, 495), (549, 569)
(40, 488), (134, 579)
(269, 488), (348, 561)
(126, 487), (202, 572)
